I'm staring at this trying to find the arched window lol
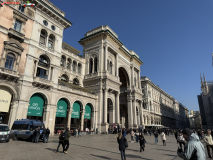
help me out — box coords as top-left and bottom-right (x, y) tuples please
(73, 78), (79, 85)
(5, 53), (15, 70)
(110, 61), (112, 74)
(72, 61), (77, 72)
(78, 63), (81, 74)
(61, 74), (68, 82)
(94, 57), (98, 73)
(60, 56), (66, 67)
(39, 29), (47, 45)
(36, 55), (50, 79)
(89, 58), (93, 74)
(48, 34), (55, 49)
(67, 58), (71, 70)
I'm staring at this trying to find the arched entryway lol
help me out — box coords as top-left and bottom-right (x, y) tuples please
(71, 101), (83, 130)
(27, 93), (47, 121)
(55, 98), (69, 133)
(118, 67), (130, 128)
(107, 98), (113, 124)
(84, 103), (93, 130)
(0, 86), (15, 125)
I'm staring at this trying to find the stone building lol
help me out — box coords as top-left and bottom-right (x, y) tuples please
(197, 73), (213, 129)
(0, 0), (189, 135)
(141, 76), (189, 129)
(189, 110), (202, 129)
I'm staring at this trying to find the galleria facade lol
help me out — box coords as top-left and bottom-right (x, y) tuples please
(0, 0), (189, 135)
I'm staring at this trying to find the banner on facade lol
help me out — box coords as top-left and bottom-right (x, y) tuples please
(0, 89), (12, 112)
(56, 99), (67, 117)
(71, 102), (80, 118)
(27, 94), (44, 117)
(84, 104), (91, 120)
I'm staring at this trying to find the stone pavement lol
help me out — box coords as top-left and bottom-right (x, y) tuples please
(0, 133), (211, 160)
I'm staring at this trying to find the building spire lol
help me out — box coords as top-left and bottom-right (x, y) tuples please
(203, 72), (207, 84)
(200, 72), (203, 84)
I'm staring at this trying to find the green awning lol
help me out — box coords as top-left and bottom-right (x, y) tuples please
(84, 104), (91, 120)
(56, 99), (67, 117)
(71, 102), (80, 119)
(27, 93), (44, 117)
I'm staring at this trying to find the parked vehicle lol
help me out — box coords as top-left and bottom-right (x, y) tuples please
(10, 119), (44, 141)
(0, 124), (10, 142)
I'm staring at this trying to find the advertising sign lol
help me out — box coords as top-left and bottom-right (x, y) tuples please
(84, 104), (91, 120)
(0, 89), (12, 112)
(27, 94), (44, 117)
(71, 102), (80, 118)
(56, 99), (67, 117)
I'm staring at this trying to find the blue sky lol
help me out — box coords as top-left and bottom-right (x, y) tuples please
(51, 0), (213, 112)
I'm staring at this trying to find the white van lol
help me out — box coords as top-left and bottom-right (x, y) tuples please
(0, 124), (10, 142)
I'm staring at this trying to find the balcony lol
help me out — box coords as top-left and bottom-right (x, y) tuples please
(0, 67), (20, 81)
(84, 72), (99, 79)
(33, 77), (53, 89)
(8, 28), (25, 43)
(39, 42), (46, 49)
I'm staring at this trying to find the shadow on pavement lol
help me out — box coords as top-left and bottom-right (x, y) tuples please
(45, 148), (57, 153)
(90, 154), (115, 159)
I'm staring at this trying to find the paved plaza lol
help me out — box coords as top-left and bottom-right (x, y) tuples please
(0, 134), (211, 160)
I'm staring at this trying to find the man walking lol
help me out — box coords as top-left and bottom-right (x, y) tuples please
(42, 128), (46, 143)
(203, 129), (213, 158)
(63, 128), (71, 154)
(177, 128), (206, 160)
(35, 127), (40, 143)
(154, 131), (158, 144)
(46, 128), (50, 143)
(78, 128), (81, 137)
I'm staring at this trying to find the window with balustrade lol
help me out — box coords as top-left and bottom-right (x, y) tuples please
(48, 34), (55, 49)
(73, 78), (79, 85)
(60, 55), (66, 67)
(36, 55), (50, 79)
(78, 63), (81, 74)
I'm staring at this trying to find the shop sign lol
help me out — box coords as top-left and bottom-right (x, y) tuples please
(71, 102), (80, 119)
(27, 94), (44, 117)
(0, 89), (12, 112)
(84, 104), (91, 120)
(56, 99), (67, 117)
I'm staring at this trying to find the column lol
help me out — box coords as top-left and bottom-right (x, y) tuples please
(131, 66), (134, 87)
(133, 100), (137, 125)
(34, 60), (38, 77)
(67, 110), (72, 128)
(46, 34), (49, 48)
(8, 101), (18, 129)
(104, 45), (108, 71)
(112, 105), (115, 123)
(64, 58), (67, 68)
(127, 100), (133, 128)
(48, 66), (51, 80)
(92, 58), (94, 73)
(115, 53), (118, 76)
(140, 101), (144, 125)
(91, 114), (94, 129)
(88, 60), (90, 74)
(115, 92), (120, 124)
(47, 105), (57, 136)
(98, 89), (103, 127)
(43, 106), (50, 128)
(99, 45), (103, 72)
(104, 88), (108, 123)
(137, 109), (140, 126)
(138, 71), (141, 89)
(81, 110), (85, 131)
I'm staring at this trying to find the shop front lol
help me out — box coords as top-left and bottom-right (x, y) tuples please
(55, 98), (68, 134)
(0, 87), (12, 124)
(71, 101), (81, 130)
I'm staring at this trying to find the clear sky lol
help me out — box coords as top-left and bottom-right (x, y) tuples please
(51, 0), (213, 112)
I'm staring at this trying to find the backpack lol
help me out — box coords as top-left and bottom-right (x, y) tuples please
(62, 131), (67, 139)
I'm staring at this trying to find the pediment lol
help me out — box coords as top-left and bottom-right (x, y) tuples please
(4, 40), (24, 51)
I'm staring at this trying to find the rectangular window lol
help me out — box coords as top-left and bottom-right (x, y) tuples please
(36, 67), (48, 79)
(14, 20), (22, 32)
(5, 56), (14, 70)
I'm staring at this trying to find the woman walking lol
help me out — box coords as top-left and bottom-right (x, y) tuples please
(55, 131), (64, 153)
(161, 132), (166, 146)
(139, 132), (145, 152)
(135, 130), (139, 143)
(117, 132), (126, 160)
(131, 130), (135, 143)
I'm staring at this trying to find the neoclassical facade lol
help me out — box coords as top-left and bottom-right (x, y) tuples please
(0, 0), (189, 135)
(141, 76), (189, 129)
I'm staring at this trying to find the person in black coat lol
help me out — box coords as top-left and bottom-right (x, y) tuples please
(139, 132), (145, 152)
(46, 128), (50, 143)
(117, 132), (126, 160)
